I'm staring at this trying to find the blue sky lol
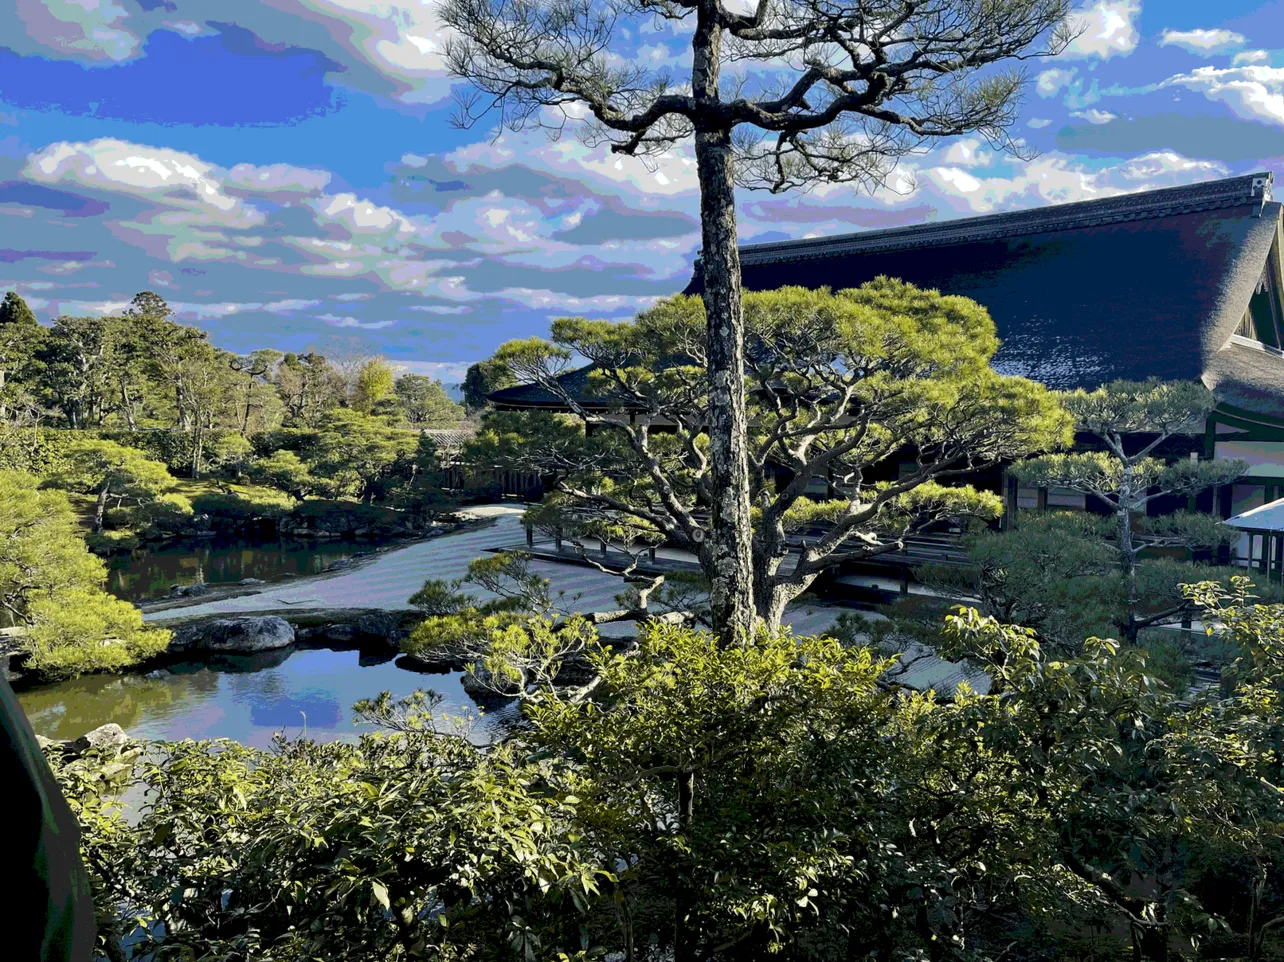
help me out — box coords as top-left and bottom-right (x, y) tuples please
(0, 0), (1281, 384)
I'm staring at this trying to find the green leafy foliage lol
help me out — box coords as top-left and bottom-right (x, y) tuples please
(55, 700), (605, 961)
(42, 437), (182, 533)
(294, 409), (420, 502)
(351, 357), (396, 414)
(0, 470), (169, 679)
(394, 373), (465, 425)
(919, 511), (1280, 653)
(0, 289), (37, 326)
(189, 487), (296, 522)
(245, 448), (316, 498)
(469, 282), (1071, 626)
(1012, 381), (1244, 558)
(52, 580), (1284, 960)
(462, 357), (516, 412)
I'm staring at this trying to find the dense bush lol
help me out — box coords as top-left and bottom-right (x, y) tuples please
(55, 582), (1284, 961)
(189, 488), (296, 523)
(0, 470), (170, 680)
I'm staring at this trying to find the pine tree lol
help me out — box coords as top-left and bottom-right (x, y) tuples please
(0, 290), (37, 327)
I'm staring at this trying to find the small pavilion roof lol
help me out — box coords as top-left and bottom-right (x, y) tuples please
(1225, 497), (1284, 532)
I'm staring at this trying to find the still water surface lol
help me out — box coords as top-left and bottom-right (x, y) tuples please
(105, 535), (383, 602)
(18, 647), (506, 748)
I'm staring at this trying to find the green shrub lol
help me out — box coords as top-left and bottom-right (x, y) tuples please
(290, 498), (400, 531)
(190, 489), (295, 522)
(24, 588), (170, 680)
(0, 469), (171, 680)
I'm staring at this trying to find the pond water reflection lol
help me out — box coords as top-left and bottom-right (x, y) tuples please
(105, 535), (385, 602)
(17, 647), (508, 748)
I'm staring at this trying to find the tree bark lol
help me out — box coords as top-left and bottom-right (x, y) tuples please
(692, 4), (754, 647)
(120, 381), (137, 431)
(675, 769), (698, 962)
(94, 484), (109, 533)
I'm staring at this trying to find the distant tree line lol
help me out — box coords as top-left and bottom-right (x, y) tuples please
(0, 290), (463, 461)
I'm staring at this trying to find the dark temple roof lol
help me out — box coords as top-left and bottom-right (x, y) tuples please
(495, 172), (1284, 418)
(489, 364), (631, 411)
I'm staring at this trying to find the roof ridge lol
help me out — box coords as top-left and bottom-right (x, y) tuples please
(737, 171), (1274, 267)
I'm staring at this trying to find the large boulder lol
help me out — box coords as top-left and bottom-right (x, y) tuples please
(355, 611), (398, 641)
(320, 623), (359, 644)
(169, 582), (211, 598)
(171, 616), (296, 654)
(73, 723), (130, 753)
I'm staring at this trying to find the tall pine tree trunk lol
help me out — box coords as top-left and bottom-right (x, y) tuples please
(674, 770), (698, 962)
(1119, 466), (1141, 642)
(94, 484), (109, 533)
(692, 5), (754, 647)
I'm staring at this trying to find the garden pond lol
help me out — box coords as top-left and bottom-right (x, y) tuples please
(103, 534), (394, 602)
(17, 646), (509, 747)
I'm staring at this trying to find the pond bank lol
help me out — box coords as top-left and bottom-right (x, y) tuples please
(18, 505), (857, 745)
(135, 514), (492, 612)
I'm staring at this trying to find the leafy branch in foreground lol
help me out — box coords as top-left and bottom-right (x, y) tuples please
(51, 579), (1284, 961)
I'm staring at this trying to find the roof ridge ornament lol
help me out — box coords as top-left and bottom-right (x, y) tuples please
(1252, 172), (1273, 217)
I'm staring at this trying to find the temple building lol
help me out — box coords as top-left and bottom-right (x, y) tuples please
(492, 171), (1284, 569)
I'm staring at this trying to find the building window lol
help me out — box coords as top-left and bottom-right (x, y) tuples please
(1016, 485), (1040, 509)
(803, 475), (830, 496)
(1046, 486), (1086, 510)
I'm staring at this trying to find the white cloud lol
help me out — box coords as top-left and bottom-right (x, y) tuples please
(1069, 108), (1117, 124)
(1162, 65), (1284, 126)
(1159, 28), (1246, 55)
(158, 20), (215, 38)
(1027, 117), (1053, 129)
(226, 163), (331, 195)
(1115, 151), (1228, 181)
(493, 289), (660, 313)
(1063, 1), (1141, 59)
(14, 0), (139, 62)
(314, 312), (397, 330)
(273, 0), (452, 103)
(907, 150), (1228, 217)
(941, 138), (994, 167)
(309, 192), (416, 237)
(164, 299), (324, 320)
(397, 360), (475, 383)
(24, 138), (264, 228)
(1234, 50), (1270, 66)
(1037, 67), (1078, 98)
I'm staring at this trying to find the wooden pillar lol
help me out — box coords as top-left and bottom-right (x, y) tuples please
(555, 526), (563, 551)
(600, 539), (608, 557)
(525, 521), (534, 547)
(1036, 487), (1048, 512)
(648, 545), (657, 562)
(900, 566), (909, 596)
